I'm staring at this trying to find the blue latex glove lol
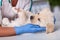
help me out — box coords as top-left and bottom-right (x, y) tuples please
(14, 24), (46, 35)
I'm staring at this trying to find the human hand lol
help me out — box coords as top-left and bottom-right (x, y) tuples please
(14, 24), (46, 35)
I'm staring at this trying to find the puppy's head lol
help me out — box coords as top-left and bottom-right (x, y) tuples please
(30, 13), (41, 25)
(30, 13), (48, 26)
(30, 8), (54, 27)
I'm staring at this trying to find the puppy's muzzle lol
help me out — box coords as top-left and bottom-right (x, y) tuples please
(30, 16), (34, 20)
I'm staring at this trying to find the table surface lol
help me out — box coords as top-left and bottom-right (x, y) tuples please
(0, 22), (60, 40)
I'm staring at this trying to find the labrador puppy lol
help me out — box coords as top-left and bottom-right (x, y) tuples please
(30, 8), (54, 34)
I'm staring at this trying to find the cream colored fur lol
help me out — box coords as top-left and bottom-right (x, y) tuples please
(30, 8), (54, 34)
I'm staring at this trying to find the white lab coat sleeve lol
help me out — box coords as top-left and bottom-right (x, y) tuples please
(24, 0), (31, 11)
(16, 0), (31, 11)
(2, 0), (16, 18)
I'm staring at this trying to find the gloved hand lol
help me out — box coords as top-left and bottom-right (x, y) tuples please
(14, 24), (46, 35)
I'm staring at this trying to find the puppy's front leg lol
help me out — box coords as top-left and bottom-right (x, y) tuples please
(46, 27), (49, 34)
(46, 23), (54, 34)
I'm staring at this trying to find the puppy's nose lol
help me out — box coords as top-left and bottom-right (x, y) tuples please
(30, 16), (34, 20)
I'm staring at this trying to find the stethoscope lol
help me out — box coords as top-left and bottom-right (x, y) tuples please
(0, 0), (2, 6)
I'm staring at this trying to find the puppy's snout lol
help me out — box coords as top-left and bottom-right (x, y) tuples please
(30, 16), (34, 20)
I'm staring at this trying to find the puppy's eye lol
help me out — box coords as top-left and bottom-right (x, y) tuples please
(38, 18), (40, 21)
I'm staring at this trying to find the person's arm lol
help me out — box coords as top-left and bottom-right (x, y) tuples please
(0, 27), (16, 37)
(0, 24), (46, 37)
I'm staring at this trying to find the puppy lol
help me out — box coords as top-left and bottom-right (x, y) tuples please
(30, 8), (54, 34)
(2, 8), (33, 27)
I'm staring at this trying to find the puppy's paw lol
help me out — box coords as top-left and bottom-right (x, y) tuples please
(2, 18), (10, 26)
(46, 31), (49, 34)
(46, 23), (54, 34)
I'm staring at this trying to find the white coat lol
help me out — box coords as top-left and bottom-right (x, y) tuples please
(2, 0), (31, 18)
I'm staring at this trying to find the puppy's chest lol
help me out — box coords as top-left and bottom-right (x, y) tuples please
(10, 16), (30, 27)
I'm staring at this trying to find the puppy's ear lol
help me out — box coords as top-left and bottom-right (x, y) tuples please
(11, 0), (18, 7)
